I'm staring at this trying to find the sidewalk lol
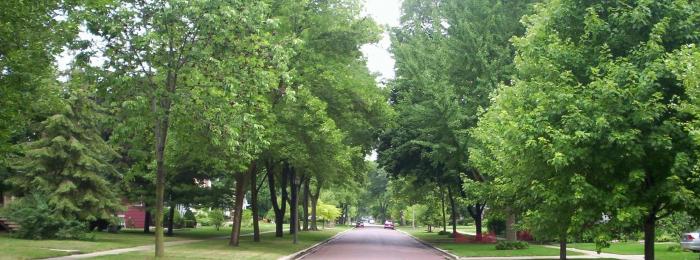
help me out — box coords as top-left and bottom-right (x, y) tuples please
(457, 246), (643, 260)
(43, 231), (275, 260)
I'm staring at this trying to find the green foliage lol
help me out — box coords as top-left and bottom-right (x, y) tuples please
(5, 193), (92, 240)
(495, 241), (529, 250)
(209, 209), (226, 231)
(7, 90), (121, 222)
(241, 209), (253, 227)
(486, 217), (506, 236)
(183, 209), (196, 228)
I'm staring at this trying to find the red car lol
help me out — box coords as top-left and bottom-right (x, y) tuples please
(384, 220), (394, 229)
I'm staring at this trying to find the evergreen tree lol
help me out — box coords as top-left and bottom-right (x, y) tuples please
(8, 89), (121, 222)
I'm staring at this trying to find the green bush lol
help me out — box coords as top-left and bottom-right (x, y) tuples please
(495, 241), (529, 250)
(209, 209), (226, 231)
(4, 193), (92, 240)
(487, 217), (506, 236)
(183, 209), (196, 228)
(196, 209), (211, 226)
(438, 230), (451, 236)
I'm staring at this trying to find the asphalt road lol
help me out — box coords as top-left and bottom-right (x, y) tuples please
(300, 225), (448, 260)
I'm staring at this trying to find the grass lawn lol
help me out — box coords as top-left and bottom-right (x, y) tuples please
(399, 227), (578, 257)
(570, 242), (700, 260)
(0, 224), (278, 260)
(93, 226), (350, 260)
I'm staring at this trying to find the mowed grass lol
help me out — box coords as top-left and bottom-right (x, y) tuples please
(399, 227), (577, 257)
(570, 242), (700, 260)
(93, 227), (350, 260)
(0, 224), (278, 260)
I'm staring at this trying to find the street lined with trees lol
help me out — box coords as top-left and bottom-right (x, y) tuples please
(2, 0), (700, 260)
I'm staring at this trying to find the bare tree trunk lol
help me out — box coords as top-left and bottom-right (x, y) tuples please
(506, 210), (517, 241)
(447, 186), (457, 235)
(290, 169), (298, 244)
(643, 209), (657, 260)
(310, 180), (322, 231)
(302, 178), (310, 231)
(559, 233), (567, 260)
(166, 203), (175, 236)
(229, 171), (248, 246)
(250, 162), (260, 242)
(467, 204), (485, 240)
(441, 188), (447, 232)
(143, 204), (151, 233)
(267, 161), (287, 237)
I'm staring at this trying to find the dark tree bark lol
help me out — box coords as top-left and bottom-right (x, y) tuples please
(153, 70), (176, 257)
(302, 177), (310, 231)
(310, 181), (322, 231)
(249, 162), (260, 242)
(441, 188), (447, 232)
(447, 186), (457, 234)
(559, 233), (567, 260)
(143, 205), (151, 234)
(467, 203), (485, 240)
(229, 170), (248, 246)
(268, 161), (288, 237)
(643, 209), (657, 260)
(166, 204), (175, 236)
(290, 168), (299, 244)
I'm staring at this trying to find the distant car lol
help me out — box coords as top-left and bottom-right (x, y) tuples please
(355, 221), (364, 228)
(384, 220), (394, 229)
(681, 230), (700, 252)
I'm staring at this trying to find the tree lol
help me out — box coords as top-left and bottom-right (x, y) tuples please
(472, 1), (700, 259)
(83, 0), (286, 254)
(8, 88), (121, 222)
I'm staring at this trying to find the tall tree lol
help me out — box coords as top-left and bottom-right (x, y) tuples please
(8, 87), (121, 222)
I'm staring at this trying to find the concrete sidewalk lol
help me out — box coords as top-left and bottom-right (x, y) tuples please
(43, 231), (275, 260)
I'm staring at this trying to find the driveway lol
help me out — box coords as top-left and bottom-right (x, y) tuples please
(300, 225), (449, 260)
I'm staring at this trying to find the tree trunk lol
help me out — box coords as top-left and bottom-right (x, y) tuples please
(290, 169), (298, 244)
(643, 210), (656, 260)
(267, 161), (287, 237)
(559, 233), (567, 260)
(447, 186), (457, 234)
(310, 181), (322, 231)
(467, 204), (485, 240)
(229, 171), (248, 246)
(250, 162), (260, 242)
(166, 204), (175, 236)
(143, 206), (151, 233)
(441, 188), (447, 232)
(153, 70), (175, 258)
(412, 206), (415, 229)
(302, 178), (310, 231)
(506, 212), (517, 241)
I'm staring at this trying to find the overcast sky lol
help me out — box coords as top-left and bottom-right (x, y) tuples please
(361, 0), (402, 82)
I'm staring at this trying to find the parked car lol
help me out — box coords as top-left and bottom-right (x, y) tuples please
(384, 220), (394, 229)
(681, 230), (700, 252)
(355, 221), (364, 228)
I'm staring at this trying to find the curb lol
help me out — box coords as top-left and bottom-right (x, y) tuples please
(397, 229), (460, 260)
(278, 227), (354, 260)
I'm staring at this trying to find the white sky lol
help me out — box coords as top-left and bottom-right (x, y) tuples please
(360, 0), (402, 83)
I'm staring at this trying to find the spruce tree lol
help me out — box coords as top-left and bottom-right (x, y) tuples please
(8, 90), (121, 222)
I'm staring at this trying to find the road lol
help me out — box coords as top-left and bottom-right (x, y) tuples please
(301, 225), (448, 260)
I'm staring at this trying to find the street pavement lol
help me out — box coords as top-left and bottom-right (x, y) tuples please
(300, 225), (448, 260)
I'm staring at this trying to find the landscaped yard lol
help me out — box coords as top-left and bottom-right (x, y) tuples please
(399, 226), (575, 257)
(570, 242), (700, 260)
(0, 224), (279, 260)
(93, 227), (349, 260)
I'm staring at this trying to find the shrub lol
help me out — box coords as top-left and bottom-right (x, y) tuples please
(196, 209), (211, 226)
(487, 217), (506, 236)
(495, 241), (529, 250)
(5, 193), (92, 240)
(183, 209), (196, 228)
(210, 209), (226, 231)
(438, 230), (451, 236)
